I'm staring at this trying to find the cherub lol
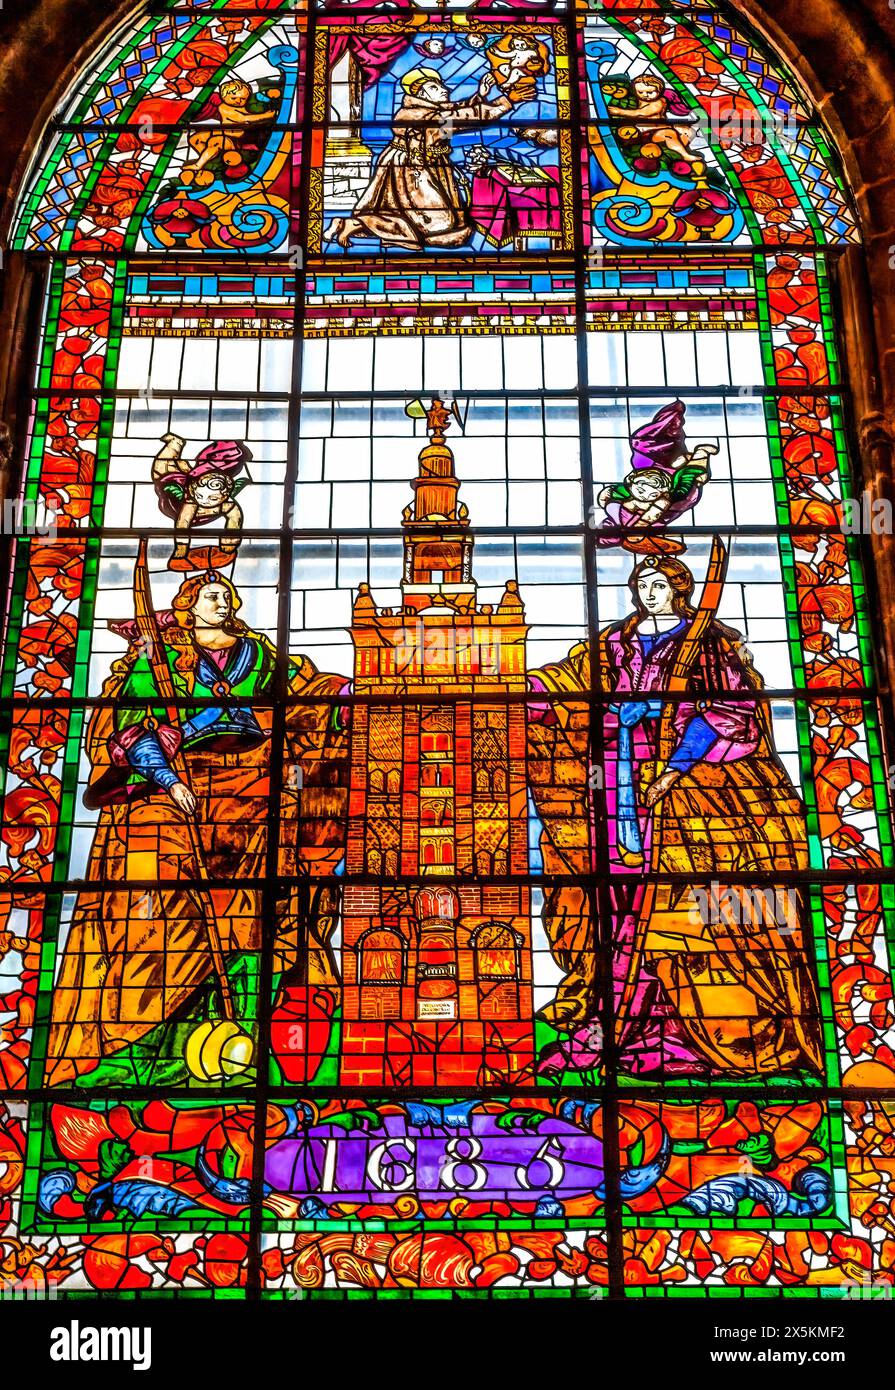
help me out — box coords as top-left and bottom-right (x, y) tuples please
(602, 468), (676, 526)
(152, 433), (252, 570)
(595, 400), (717, 554)
(182, 78), (278, 187)
(414, 35), (455, 60)
(606, 73), (696, 168)
(486, 33), (551, 106)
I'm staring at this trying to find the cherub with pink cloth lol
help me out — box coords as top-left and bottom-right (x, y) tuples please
(152, 432), (252, 570)
(595, 400), (717, 554)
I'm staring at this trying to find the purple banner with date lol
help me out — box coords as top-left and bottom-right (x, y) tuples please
(265, 1098), (614, 1213)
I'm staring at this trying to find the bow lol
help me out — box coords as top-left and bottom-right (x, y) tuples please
(657, 534), (729, 761)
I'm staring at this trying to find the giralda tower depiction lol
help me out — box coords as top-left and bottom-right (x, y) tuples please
(340, 400), (534, 1086)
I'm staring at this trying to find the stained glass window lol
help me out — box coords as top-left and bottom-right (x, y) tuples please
(3, 0), (893, 1307)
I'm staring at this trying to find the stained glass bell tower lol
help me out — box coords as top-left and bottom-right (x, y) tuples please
(341, 401), (534, 1086)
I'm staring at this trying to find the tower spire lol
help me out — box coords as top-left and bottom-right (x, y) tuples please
(407, 398), (466, 524)
(401, 398), (473, 613)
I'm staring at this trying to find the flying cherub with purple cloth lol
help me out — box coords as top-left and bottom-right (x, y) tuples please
(152, 432), (252, 571)
(595, 400), (717, 554)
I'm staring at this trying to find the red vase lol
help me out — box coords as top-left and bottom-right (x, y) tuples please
(270, 986), (335, 1083)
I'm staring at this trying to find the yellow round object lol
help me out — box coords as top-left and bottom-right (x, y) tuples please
(184, 1020), (215, 1081)
(184, 1019), (254, 1081)
(221, 1027), (254, 1077)
(841, 1060), (895, 1089)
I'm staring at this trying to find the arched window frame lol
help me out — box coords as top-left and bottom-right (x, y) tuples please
(1, 0), (894, 1304)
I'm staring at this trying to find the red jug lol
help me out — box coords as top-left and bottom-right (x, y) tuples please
(270, 985), (335, 1083)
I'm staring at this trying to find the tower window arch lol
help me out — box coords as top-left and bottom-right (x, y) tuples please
(357, 927), (405, 985)
(471, 922), (522, 982)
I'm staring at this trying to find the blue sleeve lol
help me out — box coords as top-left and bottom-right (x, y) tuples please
(127, 732), (179, 792)
(667, 714), (718, 774)
(612, 698), (662, 728)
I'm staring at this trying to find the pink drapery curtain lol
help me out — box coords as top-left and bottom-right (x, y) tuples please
(326, 1), (556, 88)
